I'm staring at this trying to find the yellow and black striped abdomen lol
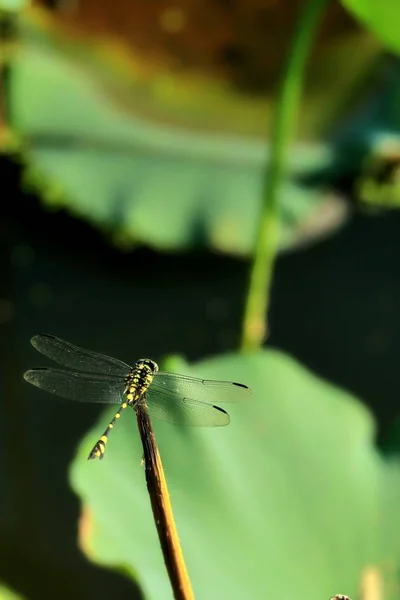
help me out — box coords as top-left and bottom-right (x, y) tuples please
(88, 358), (159, 460)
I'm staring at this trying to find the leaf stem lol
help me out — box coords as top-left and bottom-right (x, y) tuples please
(240, 0), (330, 351)
(136, 405), (194, 600)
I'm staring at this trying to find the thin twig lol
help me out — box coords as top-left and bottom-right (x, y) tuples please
(136, 404), (195, 600)
(241, 0), (330, 351)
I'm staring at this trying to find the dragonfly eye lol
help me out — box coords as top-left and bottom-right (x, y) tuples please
(136, 358), (159, 374)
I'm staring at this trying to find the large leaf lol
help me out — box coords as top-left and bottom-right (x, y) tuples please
(0, 585), (26, 600)
(0, 1), (27, 9)
(341, 1), (400, 55)
(5, 9), (358, 256)
(70, 350), (400, 600)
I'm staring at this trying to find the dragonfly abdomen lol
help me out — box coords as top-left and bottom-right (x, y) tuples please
(90, 361), (158, 460)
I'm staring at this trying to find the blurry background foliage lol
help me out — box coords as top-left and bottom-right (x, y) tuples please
(0, 585), (26, 600)
(1, 0), (394, 254)
(341, 1), (400, 55)
(0, 0), (400, 600)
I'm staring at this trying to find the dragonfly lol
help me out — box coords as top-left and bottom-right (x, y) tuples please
(23, 334), (252, 459)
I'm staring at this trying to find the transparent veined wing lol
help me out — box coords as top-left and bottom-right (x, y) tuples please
(150, 372), (252, 405)
(30, 334), (131, 376)
(23, 368), (125, 403)
(145, 371), (252, 426)
(145, 388), (230, 427)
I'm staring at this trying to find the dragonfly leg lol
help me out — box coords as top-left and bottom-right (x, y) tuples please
(88, 401), (129, 460)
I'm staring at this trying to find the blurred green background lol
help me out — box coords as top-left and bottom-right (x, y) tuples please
(1, 1), (400, 599)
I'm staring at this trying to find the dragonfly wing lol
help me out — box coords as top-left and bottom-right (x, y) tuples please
(151, 372), (252, 405)
(146, 389), (230, 426)
(30, 334), (131, 376)
(23, 368), (125, 403)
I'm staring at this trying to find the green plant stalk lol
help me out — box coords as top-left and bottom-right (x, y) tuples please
(241, 0), (330, 351)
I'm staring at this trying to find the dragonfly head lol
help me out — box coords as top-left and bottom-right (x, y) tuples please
(135, 358), (159, 374)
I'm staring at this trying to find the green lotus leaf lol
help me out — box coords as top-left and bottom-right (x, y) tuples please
(341, 1), (400, 55)
(70, 349), (400, 600)
(0, 584), (26, 600)
(6, 12), (350, 256)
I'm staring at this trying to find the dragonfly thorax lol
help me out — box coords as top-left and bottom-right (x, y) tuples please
(135, 358), (159, 374)
(124, 359), (159, 404)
